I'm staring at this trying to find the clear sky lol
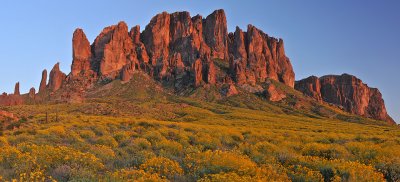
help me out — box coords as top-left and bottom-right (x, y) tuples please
(0, 0), (398, 123)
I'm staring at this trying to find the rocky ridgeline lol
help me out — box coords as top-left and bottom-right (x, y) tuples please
(295, 74), (395, 124)
(67, 9), (295, 89)
(0, 9), (394, 124)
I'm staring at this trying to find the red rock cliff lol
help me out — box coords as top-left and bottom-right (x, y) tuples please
(228, 25), (295, 87)
(48, 63), (66, 92)
(92, 21), (137, 79)
(295, 74), (395, 124)
(71, 28), (92, 77)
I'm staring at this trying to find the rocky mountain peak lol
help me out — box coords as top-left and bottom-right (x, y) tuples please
(39, 69), (48, 93)
(48, 63), (66, 92)
(71, 28), (91, 77)
(14, 82), (20, 96)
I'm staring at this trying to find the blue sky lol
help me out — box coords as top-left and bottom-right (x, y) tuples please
(0, 0), (398, 123)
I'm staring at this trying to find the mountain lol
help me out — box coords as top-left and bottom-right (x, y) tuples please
(295, 74), (395, 124)
(0, 9), (399, 182)
(0, 9), (395, 125)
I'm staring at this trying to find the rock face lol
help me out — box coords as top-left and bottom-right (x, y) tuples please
(203, 9), (228, 60)
(138, 9), (293, 89)
(265, 83), (286, 102)
(142, 12), (170, 65)
(228, 25), (295, 87)
(14, 82), (20, 95)
(29, 87), (35, 99)
(295, 74), (395, 124)
(39, 69), (47, 92)
(92, 21), (137, 79)
(294, 76), (322, 102)
(0, 93), (23, 106)
(48, 63), (66, 92)
(129, 25), (150, 68)
(120, 62), (135, 82)
(141, 10), (215, 88)
(191, 59), (203, 87)
(71, 28), (92, 77)
(142, 12), (171, 79)
(221, 83), (238, 97)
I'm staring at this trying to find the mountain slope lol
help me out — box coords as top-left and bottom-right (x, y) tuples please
(0, 80), (399, 181)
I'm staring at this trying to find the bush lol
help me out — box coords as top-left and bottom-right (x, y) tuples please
(184, 150), (257, 179)
(345, 142), (379, 164)
(375, 158), (400, 182)
(79, 129), (96, 139)
(96, 135), (118, 148)
(155, 139), (183, 158)
(287, 164), (324, 182)
(131, 138), (152, 150)
(108, 169), (168, 182)
(140, 157), (183, 179)
(0, 136), (8, 147)
(302, 143), (348, 160)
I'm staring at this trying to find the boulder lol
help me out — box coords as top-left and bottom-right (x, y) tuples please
(265, 83), (286, 102)
(221, 83), (239, 97)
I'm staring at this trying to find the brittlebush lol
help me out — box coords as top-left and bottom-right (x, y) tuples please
(140, 157), (183, 179)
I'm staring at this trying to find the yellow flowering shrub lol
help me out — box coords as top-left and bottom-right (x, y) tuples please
(0, 97), (398, 181)
(88, 144), (116, 162)
(155, 139), (183, 157)
(345, 142), (380, 164)
(185, 150), (257, 178)
(18, 167), (56, 182)
(335, 161), (385, 182)
(140, 157), (183, 179)
(78, 129), (96, 139)
(130, 137), (152, 150)
(109, 169), (168, 182)
(198, 172), (257, 182)
(287, 165), (324, 182)
(297, 156), (385, 182)
(302, 143), (348, 160)
(96, 135), (118, 148)
(0, 136), (9, 147)
(0, 146), (36, 178)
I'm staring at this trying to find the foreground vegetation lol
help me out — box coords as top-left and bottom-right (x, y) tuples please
(0, 77), (399, 181)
